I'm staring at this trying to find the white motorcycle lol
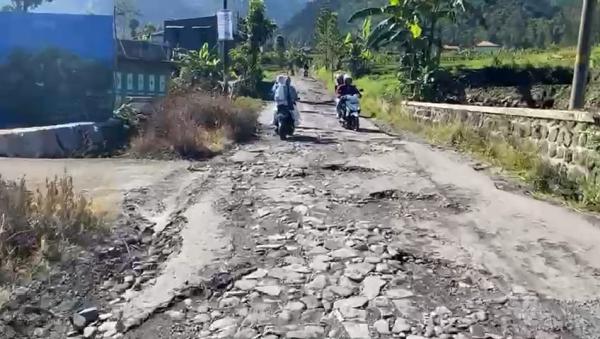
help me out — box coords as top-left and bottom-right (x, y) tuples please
(340, 94), (361, 131)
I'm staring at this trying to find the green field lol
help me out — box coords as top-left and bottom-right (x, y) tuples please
(441, 46), (600, 69)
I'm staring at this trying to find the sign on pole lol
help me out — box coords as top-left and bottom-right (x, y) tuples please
(217, 10), (234, 41)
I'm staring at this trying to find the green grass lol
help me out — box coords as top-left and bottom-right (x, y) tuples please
(441, 46), (600, 69)
(355, 74), (398, 118)
(263, 68), (280, 82)
(315, 66), (398, 118)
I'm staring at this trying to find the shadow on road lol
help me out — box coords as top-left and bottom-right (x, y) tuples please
(358, 127), (388, 134)
(287, 135), (337, 144)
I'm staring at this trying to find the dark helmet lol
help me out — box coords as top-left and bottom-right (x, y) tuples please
(344, 74), (353, 85)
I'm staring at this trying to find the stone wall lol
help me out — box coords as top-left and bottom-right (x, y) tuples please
(402, 101), (600, 182)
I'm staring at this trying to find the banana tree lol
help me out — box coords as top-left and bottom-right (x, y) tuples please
(349, 0), (469, 66)
(174, 43), (222, 84)
(343, 18), (374, 77)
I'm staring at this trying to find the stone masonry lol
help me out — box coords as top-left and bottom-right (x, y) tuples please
(403, 101), (600, 183)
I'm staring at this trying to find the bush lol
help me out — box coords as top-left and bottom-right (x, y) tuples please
(130, 91), (261, 159)
(0, 175), (102, 275)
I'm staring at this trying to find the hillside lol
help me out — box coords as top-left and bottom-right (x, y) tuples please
(25, 0), (309, 26)
(281, 0), (386, 44)
(281, 0), (596, 48)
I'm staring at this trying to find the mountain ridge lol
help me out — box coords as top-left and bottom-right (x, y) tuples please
(280, 0), (589, 48)
(20, 0), (309, 26)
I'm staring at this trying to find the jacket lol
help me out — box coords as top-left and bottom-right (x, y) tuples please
(336, 84), (361, 97)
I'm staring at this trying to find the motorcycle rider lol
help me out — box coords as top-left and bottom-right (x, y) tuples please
(272, 74), (287, 126)
(336, 75), (361, 120)
(334, 73), (344, 92)
(334, 74), (345, 119)
(273, 76), (300, 127)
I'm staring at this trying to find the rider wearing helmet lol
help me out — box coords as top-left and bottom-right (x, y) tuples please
(336, 75), (361, 119)
(335, 73), (345, 92)
(337, 75), (361, 97)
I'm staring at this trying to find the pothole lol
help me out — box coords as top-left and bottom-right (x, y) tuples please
(320, 163), (377, 173)
(368, 189), (438, 201)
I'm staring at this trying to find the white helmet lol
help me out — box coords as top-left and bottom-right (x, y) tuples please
(343, 74), (352, 81)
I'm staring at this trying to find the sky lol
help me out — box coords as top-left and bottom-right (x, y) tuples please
(0, 0), (114, 15)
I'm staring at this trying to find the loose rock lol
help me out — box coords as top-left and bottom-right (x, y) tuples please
(392, 317), (412, 333)
(307, 275), (328, 290)
(330, 248), (359, 259)
(193, 313), (211, 324)
(209, 317), (237, 331)
(165, 310), (185, 321)
(374, 319), (391, 334)
(344, 263), (375, 281)
(343, 322), (371, 339)
(362, 276), (386, 299)
(255, 285), (282, 296)
(83, 326), (97, 338)
(286, 325), (325, 338)
(386, 288), (415, 299)
(234, 279), (257, 291)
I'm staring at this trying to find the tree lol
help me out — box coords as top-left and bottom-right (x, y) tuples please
(314, 8), (343, 73)
(350, 0), (470, 66)
(343, 17), (374, 77)
(173, 43), (221, 90)
(275, 35), (286, 68)
(2, 0), (53, 12)
(231, 0), (276, 94)
(129, 18), (140, 40)
(286, 45), (310, 70)
(246, 0), (276, 69)
(349, 0), (470, 100)
(115, 0), (140, 39)
(137, 23), (158, 41)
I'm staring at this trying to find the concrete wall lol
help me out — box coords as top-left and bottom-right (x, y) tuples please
(402, 102), (600, 182)
(0, 120), (127, 158)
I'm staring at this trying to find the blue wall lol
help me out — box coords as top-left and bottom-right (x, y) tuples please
(0, 12), (115, 128)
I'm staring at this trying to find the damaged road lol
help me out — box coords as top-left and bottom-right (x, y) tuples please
(3, 77), (600, 339)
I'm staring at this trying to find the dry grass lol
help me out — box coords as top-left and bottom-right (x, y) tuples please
(0, 175), (103, 279)
(130, 91), (261, 159)
(375, 103), (600, 211)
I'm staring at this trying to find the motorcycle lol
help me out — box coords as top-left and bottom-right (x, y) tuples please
(340, 94), (361, 131)
(276, 105), (295, 140)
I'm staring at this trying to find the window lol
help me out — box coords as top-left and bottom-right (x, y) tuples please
(148, 75), (156, 92)
(115, 72), (122, 90)
(127, 73), (134, 91)
(138, 74), (145, 92)
(159, 75), (166, 93)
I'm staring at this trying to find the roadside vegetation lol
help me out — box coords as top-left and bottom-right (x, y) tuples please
(308, 0), (600, 212)
(117, 0), (284, 160)
(442, 46), (600, 69)
(376, 104), (600, 211)
(0, 175), (103, 281)
(129, 92), (261, 160)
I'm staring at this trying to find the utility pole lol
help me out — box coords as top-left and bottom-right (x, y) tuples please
(222, 0), (230, 95)
(569, 0), (597, 110)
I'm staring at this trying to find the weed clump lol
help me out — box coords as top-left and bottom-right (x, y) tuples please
(130, 91), (261, 159)
(0, 175), (103, 276)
